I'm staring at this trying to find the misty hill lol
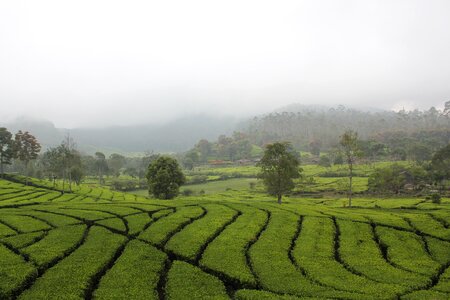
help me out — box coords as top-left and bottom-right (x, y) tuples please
(240, 105), (450, 151)
(0, 117), (64, 147)
(3, 104), (449, 156)
(1, 115), (237, 155)
(273, 103), (385, 114)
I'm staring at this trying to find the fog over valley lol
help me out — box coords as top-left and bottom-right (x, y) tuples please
(1, 0), (449, 128)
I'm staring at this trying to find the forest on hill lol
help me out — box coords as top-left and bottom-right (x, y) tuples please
(242, 104), (450, 151)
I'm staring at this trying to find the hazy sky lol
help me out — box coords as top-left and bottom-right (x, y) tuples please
(1, 0), (449, 128)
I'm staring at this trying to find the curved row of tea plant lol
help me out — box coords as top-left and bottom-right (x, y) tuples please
(0, 177), (449, 299)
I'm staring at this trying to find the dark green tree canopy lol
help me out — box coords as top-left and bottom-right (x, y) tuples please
(0, 127), (14, 176)
(257, 142), (301, 204)
(14, 131), (41, 163)
(12, 130), (41, 184)
(146, 156), (185, 199)
(431, 143), (450, 183)
(368, 164), (428, 194)
(94, 152), (108, 184)
(108, 153), (126, 177)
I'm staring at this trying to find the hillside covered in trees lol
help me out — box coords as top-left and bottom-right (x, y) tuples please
(242, 103), (450, 152)
(182, 104), (449, 164)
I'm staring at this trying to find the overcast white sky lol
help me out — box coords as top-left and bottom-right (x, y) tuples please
(0, 0), (449, 128)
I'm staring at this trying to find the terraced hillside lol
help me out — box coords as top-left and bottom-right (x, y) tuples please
(0, 178), (449, 299)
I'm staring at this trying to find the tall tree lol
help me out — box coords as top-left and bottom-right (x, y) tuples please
(196, 139), (212, 162)
(41, 147), (62, 187)
(183, 150), (199, 170)
(430, 143), (450, 186)
(444, 101), (450, 116)
(146, 156), (185, 199)
(257, 142), (301, 204)
(41, 136), (81, 191)
(95, 152), (108, 184)
(339, 130), (360, 207)
(108, 153), (126, 177)
(14, 131), (41, 185)
(309, 139), (321, 156)
(0, 128), (14, 177)
(60, 134), (80, 192)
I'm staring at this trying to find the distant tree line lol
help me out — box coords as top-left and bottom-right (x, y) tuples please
(184, 105), (449, 166)
(242, 104), (449, 159)
(182, 132), (254, 169)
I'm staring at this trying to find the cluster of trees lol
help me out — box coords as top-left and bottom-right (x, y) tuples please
(368, 164), (429, 194)
(369, 143), (450, 194)
(301, 129), (449, 168)
(258, 131), (449, 206)
(40, 135), (81, 190)
(0, 128), (41, 183)
(183, 132), (254, 168)
(243, 104), (449, 159)
(43, 149), (160, 191)
(1, 126), (164, 191)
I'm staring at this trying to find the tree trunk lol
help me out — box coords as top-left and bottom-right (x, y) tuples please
(349, 163), (353, 207)
(68, 169), (72, 192)
(98, 168), (103, 185)
(25, 160), (29, 186)
(277, 194), (282, 204)
(62, 169), (65, 194)
(0, 160), (3, 178)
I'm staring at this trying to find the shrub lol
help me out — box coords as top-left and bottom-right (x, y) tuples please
(110, 180), (137, 191)
(430, 193), (441, 204)
(189, 175), (208, 184)
(182, 189), (194, 196)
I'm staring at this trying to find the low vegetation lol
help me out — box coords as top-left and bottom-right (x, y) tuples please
(0, 176), (448, 299)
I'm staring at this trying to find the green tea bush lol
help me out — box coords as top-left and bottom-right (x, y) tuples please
(94, 240), (166, 299)
(19, 226), (126, 299)
(166, 204), (237, 261)
(431, 193), (441, 204)
(181, 189), (194, 196)
(166, 261), (229, 299)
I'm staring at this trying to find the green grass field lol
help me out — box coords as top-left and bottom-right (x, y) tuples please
(0, 176), (449, 299)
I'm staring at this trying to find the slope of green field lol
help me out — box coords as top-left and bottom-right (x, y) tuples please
(0, 177), (449, 299)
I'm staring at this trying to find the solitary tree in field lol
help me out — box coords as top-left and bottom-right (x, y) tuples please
(14, 131), (41, 185)
(257, 142), (301, 204)
(339, 130), (360, 207)
(0, 128), (14, 177)
(146, 156), (185, 199)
